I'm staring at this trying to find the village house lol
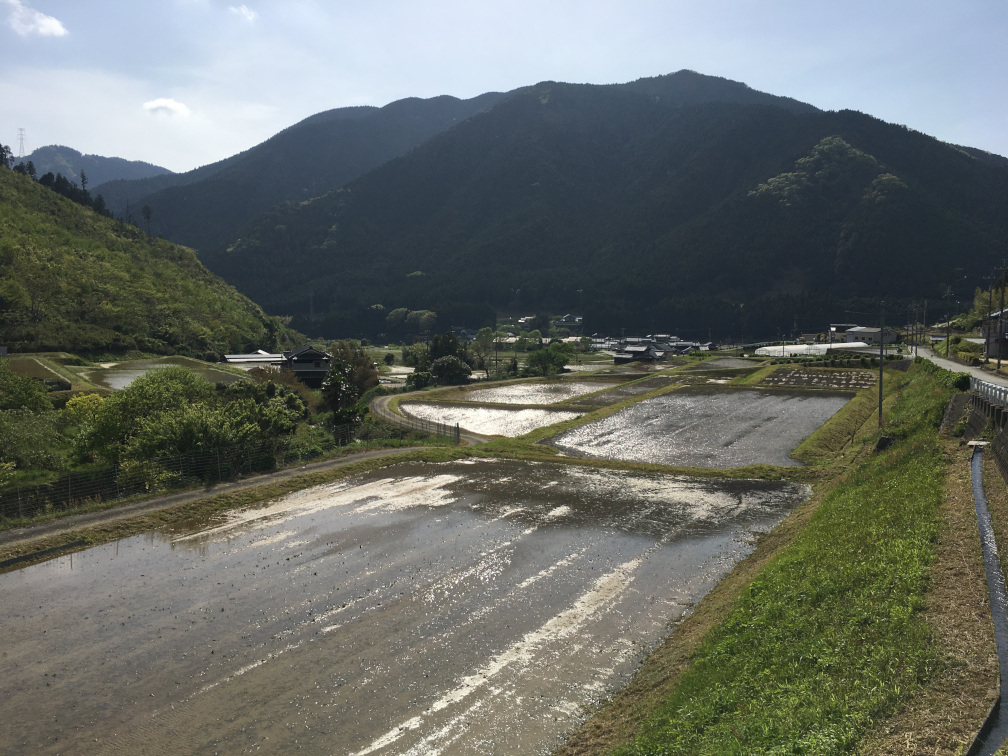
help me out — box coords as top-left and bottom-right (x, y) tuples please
(224, 345), (333, 388)
(281, 345), (332, 388)
(844, 326), (899, 345)
(986, 308), (1008, 359)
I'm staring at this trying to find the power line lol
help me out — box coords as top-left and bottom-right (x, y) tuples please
(16, 127), (25, 158)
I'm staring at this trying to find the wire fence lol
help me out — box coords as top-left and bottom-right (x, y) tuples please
(0, 417), (460, 523)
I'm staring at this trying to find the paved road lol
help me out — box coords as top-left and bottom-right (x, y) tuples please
(919, 350), (1008, 388)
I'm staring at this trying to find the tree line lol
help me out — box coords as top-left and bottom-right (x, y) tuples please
(1, 142), (155, 228)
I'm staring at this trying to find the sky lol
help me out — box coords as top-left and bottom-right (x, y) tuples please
(1, 0), (1006, 174)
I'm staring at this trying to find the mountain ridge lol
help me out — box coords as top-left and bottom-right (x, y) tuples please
(210, 77), (1008, 339)
(23, 145), (172, 187)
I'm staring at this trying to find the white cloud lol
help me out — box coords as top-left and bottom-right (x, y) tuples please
(228, 4), (256, 23)
(5, 0), (68, 37)
(143, 97), (192, 117)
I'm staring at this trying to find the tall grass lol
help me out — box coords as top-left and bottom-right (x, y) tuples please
(615, 363), (955, 754)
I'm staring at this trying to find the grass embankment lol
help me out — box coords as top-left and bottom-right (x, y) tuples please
(560, 361), (990, 754)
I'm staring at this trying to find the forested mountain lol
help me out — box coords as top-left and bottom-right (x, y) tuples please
(209, 72), (1008, 340)
(25, 145), (171, 187)
(93, 92), (509, 254)
(0, 168), (299, 356)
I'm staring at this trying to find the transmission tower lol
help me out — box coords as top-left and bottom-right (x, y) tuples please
(17, 128), (26, 158)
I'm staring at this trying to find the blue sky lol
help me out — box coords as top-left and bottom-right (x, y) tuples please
(2, 0), (1005, 173)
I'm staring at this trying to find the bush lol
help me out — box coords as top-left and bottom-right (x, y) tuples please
(406, 371), (431, 390)
(431, 355), (471, 385)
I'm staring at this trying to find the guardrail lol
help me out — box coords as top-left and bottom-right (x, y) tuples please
(972, 377), (1008, 410)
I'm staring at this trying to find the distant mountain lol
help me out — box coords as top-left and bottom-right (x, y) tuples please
(24, 145), (172, 188)
(210, 72), (1008, 340)
(0, 168), (299, 357)
(93, 92), (508, 254)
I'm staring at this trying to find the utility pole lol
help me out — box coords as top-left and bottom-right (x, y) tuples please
(988, 275), (995, 368)
(999, 266), (1006, 374)
(945, 288), (953, 358)
(879, 301), (884, 429)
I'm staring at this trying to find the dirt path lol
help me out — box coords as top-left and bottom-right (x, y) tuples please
(0, 446), (427, 553)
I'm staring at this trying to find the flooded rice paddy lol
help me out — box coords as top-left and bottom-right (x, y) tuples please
(463, 380), (613, 405)
(550, 388), (850, 468)
(401, 402), (580, 437)
(80, 357), (243, 390)
(0, 459), (809, 755)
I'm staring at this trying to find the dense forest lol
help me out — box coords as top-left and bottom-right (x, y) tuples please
(0, 167), (299, 357)
(94, 92), (510, 254)
(23, 144), (171, 188)
(207, 76), (1008, 340)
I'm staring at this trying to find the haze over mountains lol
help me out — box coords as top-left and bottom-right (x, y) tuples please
(67, 71), (1008, 340)
(23, 145), (172, 188)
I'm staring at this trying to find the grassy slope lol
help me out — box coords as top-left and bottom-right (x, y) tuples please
(558, 363), (992, 754)
(0, 169), (298, 356)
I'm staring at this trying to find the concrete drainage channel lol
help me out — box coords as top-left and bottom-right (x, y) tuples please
(969, 446), (1008, 756)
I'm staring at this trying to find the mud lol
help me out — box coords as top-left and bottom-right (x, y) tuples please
(549, 388), (850, 468)
(0, 459), (808, 754)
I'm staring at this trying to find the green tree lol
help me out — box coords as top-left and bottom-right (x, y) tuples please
(321, 358), (366, 432)
(77, 366), (214, 462)
(517, 329), (542, 352)
(328, 340), (379, 395)
(431, 355), (471, 385)
(402, 342), (431, 371)
(405, 309), (437, 336)
(0, 409), (65, 471)
(472, 327), (494, 377)
(142, 204), (152, 234)
(0, 360), (53, 412)
(525, 341), (574, 376)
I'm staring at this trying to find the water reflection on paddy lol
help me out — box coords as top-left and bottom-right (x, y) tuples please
(551, 388), (849, 468)
(81, 357), (243, 390)
(464, 380), (613, 405)
(401, 401), (579, 436)
(0, 459), (809, 754)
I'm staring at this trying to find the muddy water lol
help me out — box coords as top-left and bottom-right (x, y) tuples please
(550, 388), (850, 468)
(0, 459), (808, 754)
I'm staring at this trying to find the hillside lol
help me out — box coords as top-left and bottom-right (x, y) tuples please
(212, 73), (1008, 339)
(93, 92), (508, 255)
(25, 145), (172, 187)
(0, 168), (299, 357)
